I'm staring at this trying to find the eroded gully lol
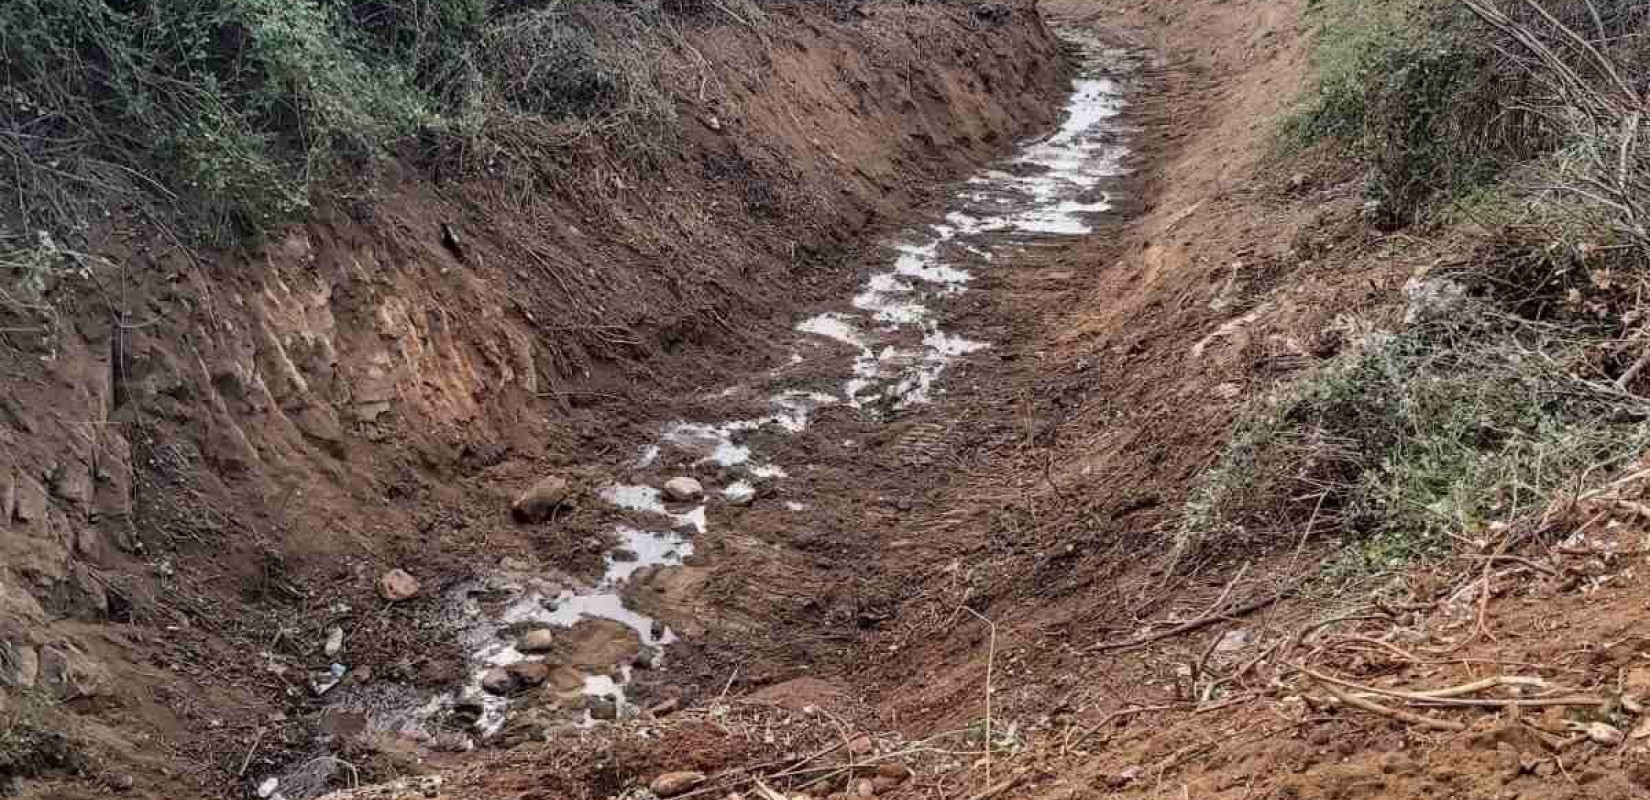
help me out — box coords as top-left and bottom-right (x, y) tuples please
(262, 26), (1139, 800)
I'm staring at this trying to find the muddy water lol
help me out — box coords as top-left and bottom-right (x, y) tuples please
(267, 31), (1133, 796)
(446, 27), (1128, 735)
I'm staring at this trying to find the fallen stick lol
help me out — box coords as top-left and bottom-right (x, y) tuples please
(1089, 585), (1295, 653)
(1323, 634), (1426, 664)
(1069, 703), (1188, 748)
(964, 768), (1029, 800)
(1314, 680), (1468, 732)
(1460, 553), (1559, 576)
(237, 728), (266, 777)
(1400, 696), (1608, 709)
(670, 739), (850, 800)
(1386, 674), (1549, 699)
(1298, 666), (1604, 708)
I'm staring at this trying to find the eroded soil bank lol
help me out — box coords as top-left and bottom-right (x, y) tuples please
(0, 3), (1067, 797)
(292, 16), (1151, 800)
(278, 0), (1650, 796)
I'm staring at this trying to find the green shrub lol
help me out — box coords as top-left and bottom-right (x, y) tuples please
(0, 0), (682, 240)
(481, 9), (619, 118)
(1282, 0), (1431, 145)
(1283, 0), (1647, 228)
(0, 694), (86, 791)
(1178, 318), (1650, 573)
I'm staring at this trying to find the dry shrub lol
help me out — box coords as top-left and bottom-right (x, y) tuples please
(1177, 316), (1650, 575)
(1462, 0), (1650, 256)
(1286, 0), (1646, 229)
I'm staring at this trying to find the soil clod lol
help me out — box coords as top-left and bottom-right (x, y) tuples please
(377, 569), (421, 602)
(651, 771), (708, 798)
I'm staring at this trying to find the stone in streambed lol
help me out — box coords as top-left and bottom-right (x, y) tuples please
(586, 694), (618, 721)
(518, 628), (557, 653)
(650, 771), (707, 798)
(481, 668), (516, 695)
(377, 569), (420, 601)
(512, 475), (572, 523)
(323, 626), (344, 657)
(662, 477), (703, 502)
(505, 661), (551, 687)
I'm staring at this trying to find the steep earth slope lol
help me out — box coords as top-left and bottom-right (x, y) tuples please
(0, 3), (1065, 797)
(323, 0), (1650, 797)
(11, 0), (1646, 798)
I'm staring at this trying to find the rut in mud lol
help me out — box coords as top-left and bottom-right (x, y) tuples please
(266, 28), (1142, 793)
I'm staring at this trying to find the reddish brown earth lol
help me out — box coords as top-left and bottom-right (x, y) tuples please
(0, 3), (1064, 797)
(10, 0), (1650, 798)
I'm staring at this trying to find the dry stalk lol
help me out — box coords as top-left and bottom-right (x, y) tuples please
(1313, 679), (1469, 732)
(1089, 576), (1294, 653)
(1297, 664), (1606, 709)
(958, 606), (998, 790)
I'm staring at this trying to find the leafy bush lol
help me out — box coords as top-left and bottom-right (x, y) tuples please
(1283, 0), (1419, 144)
(0, 0), (679, 240)
(1285, 0), (1646, 228)
(1178, 318), (1650, 573)
(481, 9), (620, 118)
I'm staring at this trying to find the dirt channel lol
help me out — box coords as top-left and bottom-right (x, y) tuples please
(19, 0), (1649, 797)
(276, 21), (1146, 800)
(0, 3), (1074, 798)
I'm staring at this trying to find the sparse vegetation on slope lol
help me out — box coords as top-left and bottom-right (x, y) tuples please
(1181, 316), (1650, 574)
(1190, 0), (1650, 576)
(0, 0), (683, 239)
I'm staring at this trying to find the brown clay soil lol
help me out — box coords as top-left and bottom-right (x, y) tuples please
(1, 2), (1066, 797)
(9, 0), (1650, 798)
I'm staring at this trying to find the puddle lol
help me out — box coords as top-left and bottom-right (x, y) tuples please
(320, 28), (1138, 769)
